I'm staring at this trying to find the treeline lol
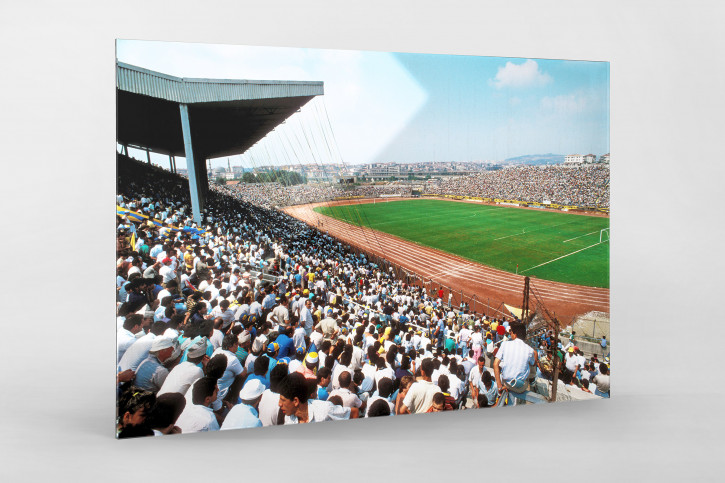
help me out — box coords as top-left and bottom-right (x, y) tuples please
(217, 170), (307, 185)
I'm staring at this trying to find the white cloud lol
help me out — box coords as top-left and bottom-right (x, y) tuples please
(490, 59), (552, 89)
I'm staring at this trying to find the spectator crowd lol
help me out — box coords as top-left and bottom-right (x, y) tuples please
(227, 182), (412, 209)
(223, 165), (609, 209)
(116, 155), (610, 438)
(427, 165), (610, 208)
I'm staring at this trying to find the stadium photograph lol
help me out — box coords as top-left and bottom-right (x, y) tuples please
(115, 40), (610, 438)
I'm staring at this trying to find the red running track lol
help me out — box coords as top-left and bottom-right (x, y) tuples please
(283, 199), (609, 325)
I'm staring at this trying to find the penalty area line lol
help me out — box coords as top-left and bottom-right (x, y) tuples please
(563, 230), (600, 243)
(520, 240), (608, 274)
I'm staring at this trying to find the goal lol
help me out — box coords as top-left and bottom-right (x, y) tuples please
(600, 227), (610, 243)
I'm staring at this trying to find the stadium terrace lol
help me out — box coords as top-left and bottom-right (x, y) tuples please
(116, 155), (610, 437)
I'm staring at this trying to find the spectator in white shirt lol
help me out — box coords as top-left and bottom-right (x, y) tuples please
(157, 338), (208, 396)
(175, 376), (220, 433)
(117, 314), (145, 364)
(493, 321), (537, 399)
(118, 321), (167, 372)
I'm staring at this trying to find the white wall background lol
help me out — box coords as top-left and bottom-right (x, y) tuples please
(0, 1), (723, 481)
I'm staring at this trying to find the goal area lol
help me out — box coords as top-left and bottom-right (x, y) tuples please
(600, 227), (610, 243)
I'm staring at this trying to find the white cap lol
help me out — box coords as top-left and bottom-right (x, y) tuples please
(186, 337), (208, 358)
(151, 337), (174, 352)
(239, 379), (265, 400)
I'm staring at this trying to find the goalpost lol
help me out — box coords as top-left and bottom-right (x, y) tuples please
(600, 227), (610, 243)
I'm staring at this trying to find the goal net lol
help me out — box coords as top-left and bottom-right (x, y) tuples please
(600, 227), (610, 243)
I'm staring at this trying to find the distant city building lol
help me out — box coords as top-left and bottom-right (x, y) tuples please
(565, 153), (604, 166)
(564, 154), (585, 165)
(599, 153), (610, 164)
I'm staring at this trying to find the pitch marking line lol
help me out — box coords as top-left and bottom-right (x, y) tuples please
(520, 240), (608, 274)
(494, 230), (526, 241)
(563, 230), (600, 243)
(493, 220), (578, 241)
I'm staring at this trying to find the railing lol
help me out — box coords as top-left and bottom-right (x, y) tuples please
(249, 268), (283, 285)
(495, 388), (549, 406)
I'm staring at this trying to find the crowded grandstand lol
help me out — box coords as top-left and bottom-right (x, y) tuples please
(116, 154), (611, 438)
(226, 164), (609, 210)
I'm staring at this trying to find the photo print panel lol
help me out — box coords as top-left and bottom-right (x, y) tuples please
(115, 39), (610, 438)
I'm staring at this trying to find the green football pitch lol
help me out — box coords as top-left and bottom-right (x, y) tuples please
(315, 199), (609, 288)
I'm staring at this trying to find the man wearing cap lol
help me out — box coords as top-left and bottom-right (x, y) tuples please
(235, 330), (252, 366)
(298, 351), (319, 381)
(135, 337), (179, 393)
(220, 379), (264, 430)
(563, 346), (582, 385)
(157, 337), (208, 396)
(159, 257), (176, 287)
(118, 321), (167, 373)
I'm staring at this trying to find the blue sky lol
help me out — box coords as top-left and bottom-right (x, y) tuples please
(117, 40), (609, 169)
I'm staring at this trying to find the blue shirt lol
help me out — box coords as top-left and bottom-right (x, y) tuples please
(264, 354), (277, 381)
(275, 334), (296, 359)
(262, 293), (277, 310)
(317, 386), (329, 401)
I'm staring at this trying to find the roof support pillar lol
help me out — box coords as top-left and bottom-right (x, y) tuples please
(179, 104), (203, 225)
(146, 148), (151, 164)
(198, 157), (208, 207)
